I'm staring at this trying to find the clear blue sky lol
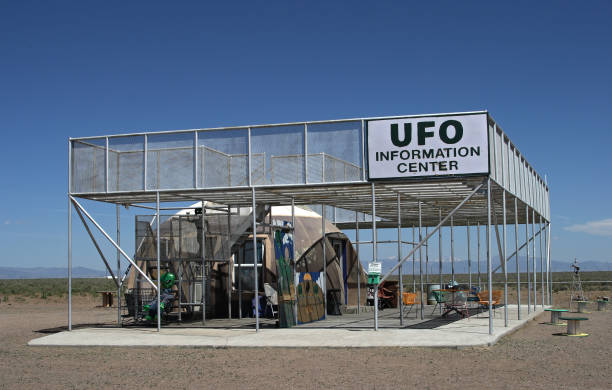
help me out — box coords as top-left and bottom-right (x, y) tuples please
(1, 1), (611, 271)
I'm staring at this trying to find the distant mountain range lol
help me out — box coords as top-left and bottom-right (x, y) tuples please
(0, 267), (108, 279)
(379, 257), (612, 274)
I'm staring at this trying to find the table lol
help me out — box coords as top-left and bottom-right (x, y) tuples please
(575, 300), (589, 313)
(435, 289), (469, 318)
(544, 308), (568, 325)
(596, 300), (607, 311)
(559, 316), (588, 336)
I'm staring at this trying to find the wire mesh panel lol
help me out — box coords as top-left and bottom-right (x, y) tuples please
(251, 125), (305, 185)
(71, 138), (105, 193)
(146, 133), (193, 190)
(307, 121), (362, 183)
(198, 129), (249, 188)
(108, 136), (144, 192)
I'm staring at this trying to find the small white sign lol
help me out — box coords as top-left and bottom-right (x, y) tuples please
(368, 262), (382, 274)
(367, 113), (489, 179)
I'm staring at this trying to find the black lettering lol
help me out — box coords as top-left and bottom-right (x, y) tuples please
(419, 162), (428, 172)
(400, 150), (410, 160)
(458, 147), (469, 157)
(391, 123), (412, 147)
(470, 146), (480, 156)
(397, 162), (407, 173)
(417, 121), (435, 145)
(422, 149), (434, 159)
(450, 160), (458, 170)
(439, 120), (463, 144)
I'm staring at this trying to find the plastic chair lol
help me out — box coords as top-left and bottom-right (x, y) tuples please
(402, 292), (418, 318)
(477, 290), (502, 317)
(431, 290), (447, 315)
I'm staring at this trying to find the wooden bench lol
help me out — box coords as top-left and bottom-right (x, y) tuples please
(544, 308), (568, 325)
(559, 316), (588, 336)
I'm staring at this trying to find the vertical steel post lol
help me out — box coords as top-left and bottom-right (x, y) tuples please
(322, 204), (327, 320)
(292, 198), (298, 321)
(156, 192), (161, 332)
(116, 204), (121, 327)
(228, 205), (232, 319)
(502, 190), (508, 327)
(67, 140), (72, 331)
(438, 208), (442, 314)
(418, 201), (424, 320)
(372, 183), (378, 330)
(252, 188), (259, 331)
(539, 215), (544, 307)
(514, 197), (521, 319)
(397, 194), (403, 325)
(202, 200), (207, 324)
(487, 178), (493, 335)
(526, 205), (531, 314)
(355, 211), (360, 314)
(467, 221), (471, 292)
(477, 222), (481, 290)
(547, 222), (552, 306)
(425, 226), (429, 285)
(532, 208), (537, 310)
(412, 225), (416, 293)
(450, 215), (455, 284)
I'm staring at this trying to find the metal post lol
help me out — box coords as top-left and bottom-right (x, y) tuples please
(514, 197), (521, 319)
(252, 188), (259, 331)
(68, 195), (72, 331)
(439, 208), (442, 314)
(467, 221), (471, 292)
(526, 205), (531, 314)
(412, 225), (416, 293)
(547, 222), (552, 306)
(116, 204), (121, 327)
(425, 226), (429, 285)
(477, 222), (481, 290)
(397, 194), (403, 325)
(532, 208), (537, 310)
(418, 200), (424, 320)
(322, 204), (327, 320)
(156, 192), (161, 332)
(202, 200), (206, 324)
(228, 205), (232, 319)
(539, 216), (544, 307)
(450, 215), (455, 284)
(355, 211), (360, 314)
(487, 179), (493, 335)
(292, 198), (298, 321)
(502, 190), (508, 327)
(372, 183), (378, 331)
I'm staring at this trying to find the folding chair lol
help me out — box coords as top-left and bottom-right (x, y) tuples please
(402, 292), (418, 318)
(431, 290), (447, 315)
(264, 283), (278, 318)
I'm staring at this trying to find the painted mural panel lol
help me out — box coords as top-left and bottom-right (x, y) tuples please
(296, 272), (325, 324)
(273, 226), (296, 327)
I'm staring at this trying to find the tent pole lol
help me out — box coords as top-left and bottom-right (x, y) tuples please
(397, 193), (403, 325)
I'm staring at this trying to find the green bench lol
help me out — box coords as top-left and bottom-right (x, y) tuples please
(544, 308), (568, 325)
(559, 316), (588, 336)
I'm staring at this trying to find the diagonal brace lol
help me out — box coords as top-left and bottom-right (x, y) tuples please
(70, 196), (158, 291)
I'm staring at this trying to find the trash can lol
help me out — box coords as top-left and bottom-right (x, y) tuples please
(428, 284), (440, 305)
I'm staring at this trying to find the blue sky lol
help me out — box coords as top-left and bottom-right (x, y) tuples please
(0, 1), (611, 271)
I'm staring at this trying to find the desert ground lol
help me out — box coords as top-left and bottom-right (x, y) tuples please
(1, 290), (611, 389)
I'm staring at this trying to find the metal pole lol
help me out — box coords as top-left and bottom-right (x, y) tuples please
(156, 192), (161, 332)
(425, 226), (429, 285)
(252, 188), (259, 331)
(439, 208), (442, 314)
(292, 198), (298, 321)
(547, 222), (552, 305)
(68, 195), (72, 331)
(412, 225), (416, 293)
(372, 183), (378, 331)
(502, 190), (508, 327)
(532, 208), (537, 311)
(397, 194), (403, 325)
(514, 197), (521, 320)
(228, 205), (232, 319)
(355, 211), (360, 314)
(116, 204), (121, 327)
(487, 178), (493, 335)
(467, 221), (471, 292)
(477, 222), (481, 290)
(322, 204), (327, 320)
(540, 215), (544, 307)
(450, 215), (454, 284)
(526, 205), (531, 314)
(418, 200), (424, 320)
(202, 200), (206, 324)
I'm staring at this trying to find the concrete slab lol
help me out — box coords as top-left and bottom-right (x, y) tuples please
(29, 305), (546, 348)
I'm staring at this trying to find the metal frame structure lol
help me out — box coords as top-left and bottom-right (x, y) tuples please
(68, 111), (551, 335)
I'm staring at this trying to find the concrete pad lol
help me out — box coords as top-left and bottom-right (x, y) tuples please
(29, 305), (546, 348)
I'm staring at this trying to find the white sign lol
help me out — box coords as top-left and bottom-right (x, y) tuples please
(367, 113), (489, 179)
(368, 262), (382, 274)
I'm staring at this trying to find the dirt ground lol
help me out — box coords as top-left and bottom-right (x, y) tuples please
(1, 293), (611, 390)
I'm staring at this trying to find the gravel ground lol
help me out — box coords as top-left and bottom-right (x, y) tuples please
(1, 292), (611, 389)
